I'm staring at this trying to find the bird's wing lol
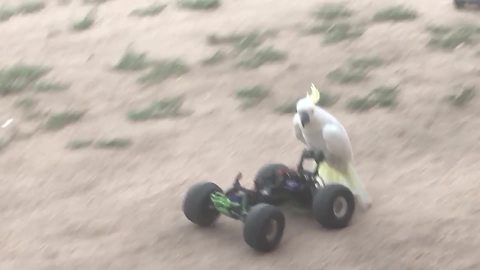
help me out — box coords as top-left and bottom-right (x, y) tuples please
(322, 124), (353, 162)
(293, 114), (307, 145)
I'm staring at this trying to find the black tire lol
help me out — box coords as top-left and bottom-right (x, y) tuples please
(243, 203), (285, 252)
(312, 184), (355, 229)
(454, 0), (465, 8)
(183, 182), (223, 227)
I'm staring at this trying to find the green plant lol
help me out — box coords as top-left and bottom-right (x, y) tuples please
(0, 8), (15, 22)
(94, 138), (132, 149)
(304, 23), (333, 35)
(235, 85), (269, 109)
(137, 59), (189, 85)
(36, 81), (70, 92)
(306, 3), (363, 43)
(14, 96), (44, 120)
(16, 1), (45, 14)
(373, 5), (417, 22)
(327, 56), (384, 84)
(348, 56), (384, 70)
(14, 96), (38, 110)
(71, 9), (95, 31)
(446, 86), (476, 107)
(327, 67), (368, 84)
(114, 49), (152, 71)
(426, 25), (452, 35)
(369, 86), (398, 108)
(0, 64), (51, 95)
(127, 95), (190, 121)
(130, 3), (166, 17)
(58, 0), (73, 5)
(0, 1), (45, 22)
(177, 0), (220, 10)
(207, 31), (266, 52)
(236, 47), (287, 69)
(45, 110), (85, 131)
(274, 100), (298, 114)
(322, 22), (364, 44)
(206, 30), (281, 68)
(67, 137), (133, 150)
(346, 85), (399, 112)
(201, 50), (227, 66)
(67, 139), (93, 150)
(346, 96), (376, 112)
(83, 0), (111, 4)
(314, 3), (353, 20)
(428, 24), (480, 50)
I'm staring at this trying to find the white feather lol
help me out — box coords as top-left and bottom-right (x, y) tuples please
(293, 113), (306, 145)
(293, 97), (372, 210)
(322, 123), (353, 164)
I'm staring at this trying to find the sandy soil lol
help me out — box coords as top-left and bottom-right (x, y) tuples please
(1, 0), (480, 269)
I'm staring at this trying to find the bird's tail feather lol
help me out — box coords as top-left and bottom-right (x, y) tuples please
(317, 162), (371, 209)
(345, 163), (371, 206)
(317, 162), (349, 186)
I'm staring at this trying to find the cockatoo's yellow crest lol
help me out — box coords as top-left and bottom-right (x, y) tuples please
(307, 83), (321, 104)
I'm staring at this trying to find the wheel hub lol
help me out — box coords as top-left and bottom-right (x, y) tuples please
(333, 196), (348, 218)
(265, 220), (278, 242)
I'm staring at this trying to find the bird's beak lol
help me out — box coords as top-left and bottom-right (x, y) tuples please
(300, 111), (310, 127)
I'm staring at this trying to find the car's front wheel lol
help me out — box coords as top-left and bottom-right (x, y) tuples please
(243, 203), (285, 252)
(183, 182), (223, 227)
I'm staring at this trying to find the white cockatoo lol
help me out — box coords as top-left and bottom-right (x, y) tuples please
(293, 84), (372, 210)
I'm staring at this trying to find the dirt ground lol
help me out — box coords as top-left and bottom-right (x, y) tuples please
(1, 0), (480, 269)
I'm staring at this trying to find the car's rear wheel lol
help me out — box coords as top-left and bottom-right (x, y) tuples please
(312, 184), (355, 229)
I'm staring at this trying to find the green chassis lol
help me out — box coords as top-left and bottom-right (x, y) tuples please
(210, 191), (248, 220)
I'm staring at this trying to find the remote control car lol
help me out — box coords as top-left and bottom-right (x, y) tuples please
(182, 150), (356, 252)
(454, 0), (480, 8)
